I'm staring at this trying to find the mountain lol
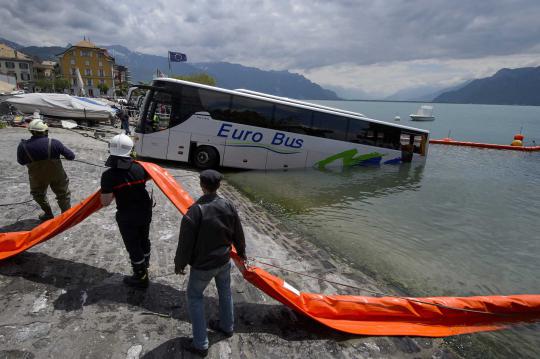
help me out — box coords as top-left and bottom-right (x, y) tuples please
(0, 38), (339, 99)
(105, 45), (339, 100)
(434, 67), (540, 105)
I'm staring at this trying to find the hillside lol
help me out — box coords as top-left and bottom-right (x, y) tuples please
(0, 38), (339, 100)
(434, 67), (540, 105)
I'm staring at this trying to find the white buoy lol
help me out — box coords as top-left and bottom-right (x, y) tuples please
(394, 116), (400, 121)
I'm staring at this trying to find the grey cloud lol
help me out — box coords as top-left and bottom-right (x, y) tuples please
(1, 0), (540, 70)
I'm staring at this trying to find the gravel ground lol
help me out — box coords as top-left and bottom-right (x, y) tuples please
(0, 126), (458, 358)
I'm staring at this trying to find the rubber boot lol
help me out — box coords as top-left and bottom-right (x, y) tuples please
(58, 199), (71, 213)
(38, 210), (54, 222)
(144, 254), (150, 269)
(123, 262), (149, 289)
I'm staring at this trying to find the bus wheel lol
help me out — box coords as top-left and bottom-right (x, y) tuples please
(193, 146), (219, 169)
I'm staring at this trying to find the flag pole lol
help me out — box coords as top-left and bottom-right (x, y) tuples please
(168, 51), (171, 76)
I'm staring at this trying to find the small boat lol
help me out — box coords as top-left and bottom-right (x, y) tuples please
(429, 136), (540, 152)
(5, 93), (117, 121)
(410, 105), (435, 121)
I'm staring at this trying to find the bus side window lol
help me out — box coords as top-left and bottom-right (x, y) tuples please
(312, 112), (348, 140)
(273, 104), (313, 134)
(229, 95), (274, 127)
(199, 89), (231, 121)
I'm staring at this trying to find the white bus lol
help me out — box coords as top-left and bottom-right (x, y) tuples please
(133, 78), (429, 170)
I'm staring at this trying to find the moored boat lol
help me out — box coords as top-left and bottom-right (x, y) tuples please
(410, 105), (435, 121)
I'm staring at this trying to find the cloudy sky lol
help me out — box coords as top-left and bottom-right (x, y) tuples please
(2, 0), (540, 98)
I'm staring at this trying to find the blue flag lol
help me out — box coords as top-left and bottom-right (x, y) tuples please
(169, 51), (187, 62)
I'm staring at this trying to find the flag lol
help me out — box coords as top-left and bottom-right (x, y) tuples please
(169, 51), (187, 62)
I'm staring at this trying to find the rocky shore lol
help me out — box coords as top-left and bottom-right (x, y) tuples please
(0, 127), (458, 358)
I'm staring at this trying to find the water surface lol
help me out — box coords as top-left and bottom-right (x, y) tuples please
(226, 101), (540, 358)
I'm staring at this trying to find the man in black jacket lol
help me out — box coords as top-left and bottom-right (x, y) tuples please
(174, 169), (246, 357)
(100, 134), (153, 288)
(17, 118), (75, 221)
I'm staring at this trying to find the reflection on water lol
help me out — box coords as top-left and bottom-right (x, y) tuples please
(227, 162), (424, 214)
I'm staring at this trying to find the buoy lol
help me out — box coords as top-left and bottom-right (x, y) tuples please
(511, 139), (523, 147)
(514, 134), (524, 141)
(394, 116), (400, 121)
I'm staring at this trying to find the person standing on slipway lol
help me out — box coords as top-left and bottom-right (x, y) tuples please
(100, 134), (153, 288)
(174, 169), (246, 357)
(17, 118), (75, 221)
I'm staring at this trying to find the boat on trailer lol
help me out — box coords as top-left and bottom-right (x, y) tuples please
(5, 93), (117, 122)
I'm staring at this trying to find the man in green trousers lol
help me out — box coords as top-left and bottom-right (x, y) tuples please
(17, 118), (75, 221)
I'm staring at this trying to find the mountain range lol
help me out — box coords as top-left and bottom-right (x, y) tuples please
(434, 67), (540, 105)
(0, 38), (339, 100)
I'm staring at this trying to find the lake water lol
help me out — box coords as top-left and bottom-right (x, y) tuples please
(226, 101), (540, 358)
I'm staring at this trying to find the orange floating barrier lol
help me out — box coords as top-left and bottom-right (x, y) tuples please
(1, 161), (540, 336)
(430, 138), (540, 151)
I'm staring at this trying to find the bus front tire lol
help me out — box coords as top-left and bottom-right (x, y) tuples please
(193, 146), (219, 169)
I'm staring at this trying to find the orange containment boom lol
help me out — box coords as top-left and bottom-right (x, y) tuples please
(430, 138), (540, 151)
(1, 161), (540, 337)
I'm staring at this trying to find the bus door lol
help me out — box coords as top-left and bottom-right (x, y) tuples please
(141, 91), (173, 159)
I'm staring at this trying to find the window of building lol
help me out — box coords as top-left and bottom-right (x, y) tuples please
(229, 95), (274, 128)
(311, 112), (349, 141)
(99, 69), (104, 77)
(8, 71), (17, 80)
(19, 63), (29, 69)
(85, 69), (91, 76)
(80, 50), (90, 57)
(70, 59), (75, 65)
(85, 60), (90, 66)
(20, 72), (30, 81)
(5, 61), (15, 69)
(99, 79), (105, 84)
(273, 104), (313, 134)
(98, 61), (103, 67)
(87, 79), (92, 86)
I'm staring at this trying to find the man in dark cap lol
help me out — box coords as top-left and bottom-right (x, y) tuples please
(174, 169), (246, 357)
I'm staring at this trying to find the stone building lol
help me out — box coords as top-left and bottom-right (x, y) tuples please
(56, 39), (115, 97)
(0, 43), (34, 90)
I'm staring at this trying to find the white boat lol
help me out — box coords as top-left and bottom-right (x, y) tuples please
(5, 93), (117, 121)
(410, 105), (435, 121)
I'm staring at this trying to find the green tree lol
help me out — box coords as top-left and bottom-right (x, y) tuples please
(35, 78), (54, 92)
(54, 78), (70, 93)
(172, 73), (216, 86)
(97, 83), (110, 95)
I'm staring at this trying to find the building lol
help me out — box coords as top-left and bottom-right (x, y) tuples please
(0, 43), (34, 89)
(33, 60), (57, 80)
(56, 39), (115, 97)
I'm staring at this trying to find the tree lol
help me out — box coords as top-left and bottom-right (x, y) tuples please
(54, 78), (70, 93)
(35, 78), (54, 92)
(97, 83), (109, 95)
(172, 73), (216, 86)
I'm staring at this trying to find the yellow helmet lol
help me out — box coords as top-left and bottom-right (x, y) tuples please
(28, 119), (48, 132)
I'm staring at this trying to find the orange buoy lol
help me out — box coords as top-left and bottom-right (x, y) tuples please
(514, 134), (524, 141)
(511, 139), (523, 146)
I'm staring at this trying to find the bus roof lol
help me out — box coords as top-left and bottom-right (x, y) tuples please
(153, 77), (430, 135)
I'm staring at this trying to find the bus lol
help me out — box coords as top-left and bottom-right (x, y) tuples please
(133, 78), (429, 170)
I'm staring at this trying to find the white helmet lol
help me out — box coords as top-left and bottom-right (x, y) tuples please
(28, 119), (48, 132)
(109, 134), (133, 157)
